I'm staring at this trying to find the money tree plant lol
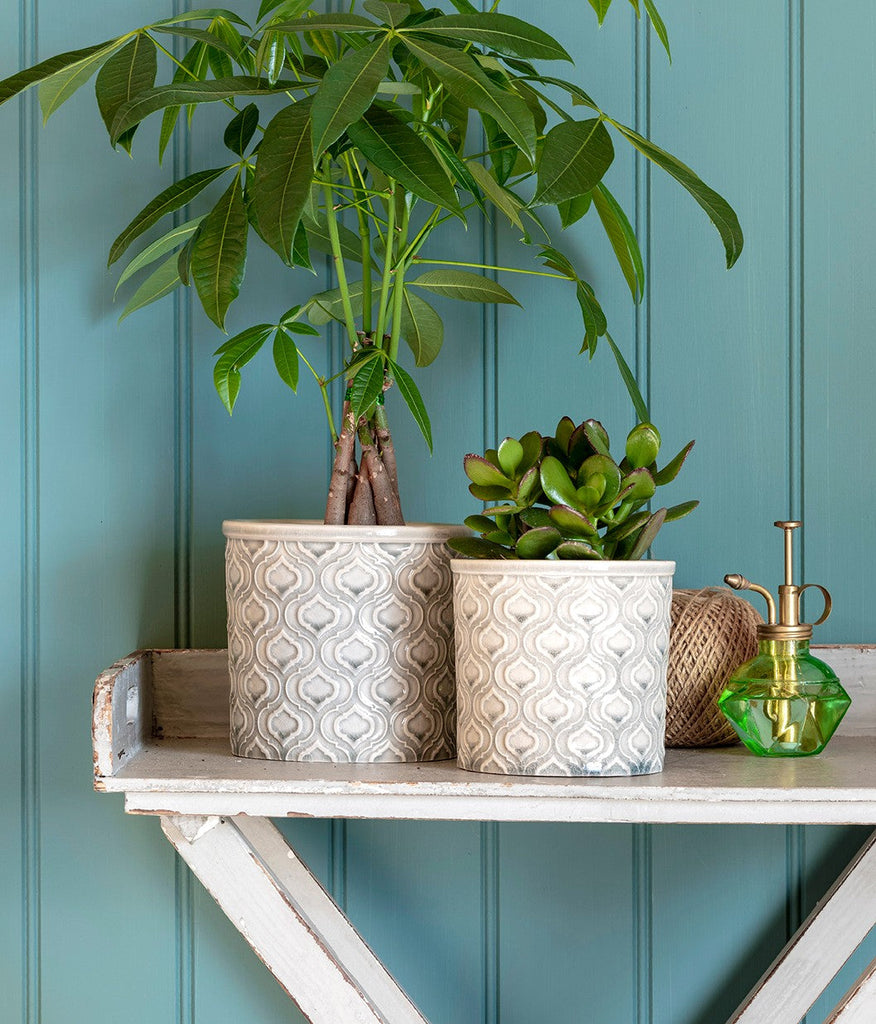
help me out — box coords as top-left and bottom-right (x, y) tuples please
(0, 0), (742, 526)
(450, 416), (697, 560)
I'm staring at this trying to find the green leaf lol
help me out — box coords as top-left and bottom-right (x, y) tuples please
(151, 9), (250, 28)
(304, 213), (367, 265)
(213, 323), (273, 355)
(38, 40), (125, 122)
(270, 14), (382, 33)
(109, 166), (229, 266)
(213, 326), (270, 412)
(653, 439), (695, 486)
(307, 280), (365, 325)
(399, 289), (444, 367)
(273, 329), (300, 392)
(311, 35), (391, 158)
(421, 126), (485, 211)
(555, 540), (603, 560)
(539, 456), (577, 506)
(467, 160), (523, 228)
(592, 182), (644, 300)
(447, 536), (514, 559)
(548, 504), (598, 537)
(469, 483), (512, 502)
(665, 500), (698, 523)
(643, 0), (671, 61)
(152, 26), (247, 63)
(464, 514), (496, 533)
(497, 437), (523, 477)
(588, 0), (613, 24)
(408, 269), (519, 305)
(258, 0), (312, 21)
(0, 38), (120, 107)
(405, 14), (571, 62)
(95, 36), (157, 151)
(110, 77), (312, 142)
(157, 43), (206, 163)
(284, 321), (321, 336)
(363, 1), (411, 27)
(604, 331), (649, 423)
(620, 467), (656, 502)
(347, 105), (463, 216)
(557, 193), (592, 229)
(520, 74), (600, 113)
(533, 118), (614, 206)
(191, 175), (248, 329)
(628, 507), (667, 560)
(349, 354), (385, 420)
(575, 280), (607, 354)
(626, 421), (661, 468)
(114, 216), (205, 295)
(400, 37), (536, 163)
(514, 527), (559, 559)
(389, 360), (433, 452)
(290, 219), (314, 271)
(224, 103), (259, 156)
(118, 253), (181, 321)
(250, 100), (313, 265)
(464, 454), (513, 489)
(610, 119), (743, 268)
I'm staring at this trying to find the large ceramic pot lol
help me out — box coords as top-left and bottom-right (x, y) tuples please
(451, 558), (675, 777)
(225, 521), (467, 762)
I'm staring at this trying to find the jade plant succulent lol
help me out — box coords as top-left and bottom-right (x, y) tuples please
(450, 416), (697, 560)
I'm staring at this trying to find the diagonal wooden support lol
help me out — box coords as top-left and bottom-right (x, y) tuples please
(823, 956), (876, 1024)
(728, 828), (876, 1024)
(161, 814), (429, 1024)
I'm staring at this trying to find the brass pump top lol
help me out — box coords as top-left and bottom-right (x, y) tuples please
(724, 521), (832, 641)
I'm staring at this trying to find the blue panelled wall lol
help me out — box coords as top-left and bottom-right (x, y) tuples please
(3, 1), (875, 1022)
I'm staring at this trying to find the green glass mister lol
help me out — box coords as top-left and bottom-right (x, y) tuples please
(718, 521), (851, 757)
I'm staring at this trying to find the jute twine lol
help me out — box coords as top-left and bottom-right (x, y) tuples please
(665, 587), (762, 748)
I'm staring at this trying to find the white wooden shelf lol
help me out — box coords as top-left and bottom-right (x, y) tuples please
(92, 646), (876, 1024)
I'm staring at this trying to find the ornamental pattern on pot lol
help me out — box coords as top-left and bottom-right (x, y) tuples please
(226, 535), (457, 762)
(453, 570), (673, 777)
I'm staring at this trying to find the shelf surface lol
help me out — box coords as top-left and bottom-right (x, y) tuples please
(93, 648), (876, 823)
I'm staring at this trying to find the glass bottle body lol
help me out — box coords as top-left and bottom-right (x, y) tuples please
(718, 639), (850, 757)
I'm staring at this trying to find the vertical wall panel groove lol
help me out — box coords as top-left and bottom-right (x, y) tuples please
(18, 0), (39, 1019)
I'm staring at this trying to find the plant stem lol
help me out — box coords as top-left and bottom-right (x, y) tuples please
(387, 204), (410, 362)
(344, 155), (373, 334)
(374, 181), (397, 343)
(410, 257), (570, 280)
(321, 155), (358, 349)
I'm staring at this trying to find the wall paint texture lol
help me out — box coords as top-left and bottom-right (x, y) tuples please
(3, 1), (876, 1022)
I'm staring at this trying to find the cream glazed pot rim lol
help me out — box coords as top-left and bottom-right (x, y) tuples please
(451, 557), (675, 577)
(223, 519), (469, 542)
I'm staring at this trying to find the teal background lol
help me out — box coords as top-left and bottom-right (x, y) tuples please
(3, 1), (875, 1022)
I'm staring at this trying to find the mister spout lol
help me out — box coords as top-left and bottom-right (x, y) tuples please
(724, 573), (777, 624)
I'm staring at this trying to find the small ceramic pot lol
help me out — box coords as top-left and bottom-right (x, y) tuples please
(224, 521), (467, 762)
(451, 558), (675, 777)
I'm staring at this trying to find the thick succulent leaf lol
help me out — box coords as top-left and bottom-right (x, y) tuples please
(310, 35), (391, 158)
(464, 454), (513, 489)
(109, 166), (229, 265)
(95, 36), (157, 150)
(497, 437), (523, 477)
(549, 504), (598, 537)
(363, 1), (412, 27)
(273, 329), (300, 392)
(555, 540), (604, 560)
(447, 536), (514, 559)
(620, 467), (656, 502)
(519, 507), (553, 529)
(114, 216), (204, 295)
(389, 359), (433, 452)
(349, 353), (385, 420)
(533, 118), (614, 206)
(554, 416), (575, 453)
(603, 509), (649, 544)
(250, 100), (313, 265)
(581, 453), (622, 504)
(467, 160), (523, 228)
(628, 507), (667, 560)
(626, 422), (661, 468)
(665, 499), (699, 523)
(469, 483), (512, 502)
(348, 106), (462, 216)
(191, 175), (248, 329)
(399, 289), (444, 367)
(580, 419), (610, 457)
(539, 456), (577, 507)
(653, 439), (695, 485)
(408, 269), (519, 305)
(110, 77), (312, 142)
(592, 182), (643, 299)
(604, 332), (649, 423)
(518, 432), (544, 474)
(401, 37), (536, 163)
(118, 253), (182, 321)
(611, 119), (742, 267)
(516, 465), (541, 506)
(464, 514), (495, 533)
(224, 103), (259, 155)
(406, 13), (571, 62)
(516, 527), (561, 559)
(0, 38), (120, 107)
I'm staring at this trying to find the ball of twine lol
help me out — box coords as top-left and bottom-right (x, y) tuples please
(665, 587), (762, 748)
